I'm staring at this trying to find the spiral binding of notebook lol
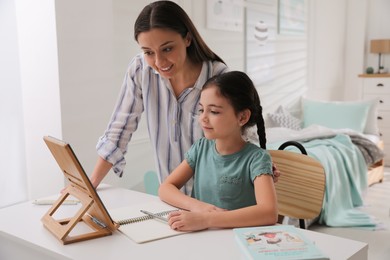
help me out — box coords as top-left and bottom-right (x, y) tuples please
(117, 210), (178, 225)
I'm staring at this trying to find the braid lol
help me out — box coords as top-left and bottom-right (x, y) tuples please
(254, 94), (267, 149)
(256, 114), (267, 149)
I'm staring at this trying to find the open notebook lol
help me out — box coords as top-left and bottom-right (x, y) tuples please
(42, 135), (187, 244)
(109, 201), (187, 243)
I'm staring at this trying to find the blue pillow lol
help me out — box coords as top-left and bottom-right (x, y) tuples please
(302, 99), (370, 132)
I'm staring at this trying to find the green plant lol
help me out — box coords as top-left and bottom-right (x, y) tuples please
(366, 67), (374, 74)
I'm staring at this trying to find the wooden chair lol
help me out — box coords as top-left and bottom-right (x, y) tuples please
(269, 141), (326, 229)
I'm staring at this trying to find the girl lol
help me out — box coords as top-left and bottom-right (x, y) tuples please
(159, 71), (278, 231)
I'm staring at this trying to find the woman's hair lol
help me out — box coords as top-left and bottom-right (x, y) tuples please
(202, 71), (267, 149)
(134, 1), (225, 64)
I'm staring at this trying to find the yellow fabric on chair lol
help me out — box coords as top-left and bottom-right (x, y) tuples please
(143, 170), (160, 196)
(269, 149), (326, 229)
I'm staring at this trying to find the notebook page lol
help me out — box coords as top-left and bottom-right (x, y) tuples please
(109, 201), (186, 243)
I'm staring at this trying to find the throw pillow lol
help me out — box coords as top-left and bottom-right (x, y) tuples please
(302, 98), (370, 133)
(267, 106), (302, 130)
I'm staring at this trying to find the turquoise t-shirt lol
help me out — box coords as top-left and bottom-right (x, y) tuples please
(185, 138), (273, 210)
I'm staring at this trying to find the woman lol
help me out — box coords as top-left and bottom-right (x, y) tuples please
(90, 1), (279, 195)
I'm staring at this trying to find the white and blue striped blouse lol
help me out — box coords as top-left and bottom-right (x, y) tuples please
(97, 53), (228, 194)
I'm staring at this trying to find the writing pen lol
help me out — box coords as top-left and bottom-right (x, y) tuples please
(140, 210), (169, 222)
(86, 213), (107, 228)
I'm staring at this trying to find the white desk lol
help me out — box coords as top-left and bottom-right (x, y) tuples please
(0, 185), (368, 260)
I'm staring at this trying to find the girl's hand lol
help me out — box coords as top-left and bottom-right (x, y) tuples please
(168, 211), (209, 231)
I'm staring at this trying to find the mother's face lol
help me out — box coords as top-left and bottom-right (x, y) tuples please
(137, 28), (191, 79)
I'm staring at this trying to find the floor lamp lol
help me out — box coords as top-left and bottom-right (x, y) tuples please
(370, 39), (390, 74)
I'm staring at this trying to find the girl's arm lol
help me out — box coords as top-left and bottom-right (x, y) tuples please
(159, 160), (225, 212)
(167, 174), (278, 231)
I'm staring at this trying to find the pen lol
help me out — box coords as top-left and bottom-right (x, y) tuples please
(140, 210), (169, 222)
(87, 213), (107, 228)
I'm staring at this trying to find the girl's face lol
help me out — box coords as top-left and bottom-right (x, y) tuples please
(198, 86), (246, 141)
(137, 28), (191, 79)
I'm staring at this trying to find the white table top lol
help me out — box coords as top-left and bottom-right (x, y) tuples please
(0, 184), (368, 260)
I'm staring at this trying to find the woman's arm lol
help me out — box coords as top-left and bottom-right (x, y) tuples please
(167, 174), (278, 231)
(90, 156), (113, 189)
(159, 160), (225, 212)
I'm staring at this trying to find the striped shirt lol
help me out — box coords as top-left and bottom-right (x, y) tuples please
(97, 53), (228, 194)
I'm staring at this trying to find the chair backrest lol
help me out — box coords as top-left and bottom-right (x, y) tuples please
(269, 149), (326, 227)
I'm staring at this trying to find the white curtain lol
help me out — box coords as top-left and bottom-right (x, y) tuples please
(0, 0), (28, 208)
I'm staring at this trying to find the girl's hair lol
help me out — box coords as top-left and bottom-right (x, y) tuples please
(202, 71), (267, 149)
(134, 1), (225, 64)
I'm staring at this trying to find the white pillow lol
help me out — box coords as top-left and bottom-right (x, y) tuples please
(267, 106), (302, 130)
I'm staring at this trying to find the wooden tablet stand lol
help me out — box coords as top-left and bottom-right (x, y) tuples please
(41, 136), (119, 245)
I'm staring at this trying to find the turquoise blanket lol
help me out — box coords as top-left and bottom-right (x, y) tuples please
(268, 134), (376, 228)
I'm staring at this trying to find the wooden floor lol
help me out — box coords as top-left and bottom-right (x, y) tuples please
(309, 170), (390, 260)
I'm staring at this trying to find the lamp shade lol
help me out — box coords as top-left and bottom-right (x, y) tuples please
(370, 39), (390, 54)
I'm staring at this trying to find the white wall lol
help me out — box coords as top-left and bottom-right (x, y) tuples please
(343, 0), (368, 101)
(245, 1), (308, 116)
(0, 0), (28, 207)
(54, 0), (150, 191)
(194, 0), (245, 71)
(14, 0), (63, 199)
(307, 0), (348, 100)
(309, 0), (390, 101)
(364, 0), (390, 72)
